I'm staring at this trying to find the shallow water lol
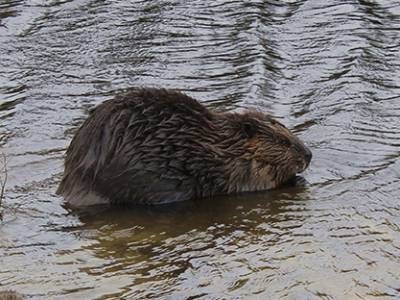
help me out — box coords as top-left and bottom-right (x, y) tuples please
(1, 0), (400, 299)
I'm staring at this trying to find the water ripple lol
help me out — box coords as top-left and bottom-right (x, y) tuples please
(1, 0), (400, 299)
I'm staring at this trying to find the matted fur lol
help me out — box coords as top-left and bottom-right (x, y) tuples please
(57, 88), (312, 206)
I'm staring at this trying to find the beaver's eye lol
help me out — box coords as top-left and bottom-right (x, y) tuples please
(281, 138), (291, 147)
(242, 122), (257, 138)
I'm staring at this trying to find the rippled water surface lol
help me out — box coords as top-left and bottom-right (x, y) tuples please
(1, 0), (400, 299)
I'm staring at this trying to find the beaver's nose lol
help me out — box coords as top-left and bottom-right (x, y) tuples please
(305, 148), (312, 164)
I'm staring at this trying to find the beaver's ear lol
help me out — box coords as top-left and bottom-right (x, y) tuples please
(241, 121), (257, 138)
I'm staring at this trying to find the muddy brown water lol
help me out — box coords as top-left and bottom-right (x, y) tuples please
(1, 0), (400, 299)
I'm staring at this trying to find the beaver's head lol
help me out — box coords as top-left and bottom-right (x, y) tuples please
(223, 111), (312, 193)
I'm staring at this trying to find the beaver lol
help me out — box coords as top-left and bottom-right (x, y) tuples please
(57, 88), (312, 206)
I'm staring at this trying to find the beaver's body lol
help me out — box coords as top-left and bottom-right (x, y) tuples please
(57, 88), (311, 206)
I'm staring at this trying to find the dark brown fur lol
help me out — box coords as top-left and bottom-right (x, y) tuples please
(57, 88), (312, 206)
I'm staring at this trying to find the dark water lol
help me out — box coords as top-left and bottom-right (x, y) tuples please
(1, 0), (400, 299)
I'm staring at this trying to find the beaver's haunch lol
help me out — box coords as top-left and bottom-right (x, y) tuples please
(57, 88), (312, 206)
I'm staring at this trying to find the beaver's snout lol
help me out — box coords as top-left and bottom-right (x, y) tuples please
(292, 140), (312, 174)
(305, 148), (312, 164)
(300, 145), (312, 172)
(304, 147), (312, 169)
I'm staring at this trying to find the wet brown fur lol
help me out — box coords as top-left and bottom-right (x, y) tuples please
(57, 88), (312, 206)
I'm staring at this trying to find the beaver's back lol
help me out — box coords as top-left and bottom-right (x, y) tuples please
(57, 88), (225, 205)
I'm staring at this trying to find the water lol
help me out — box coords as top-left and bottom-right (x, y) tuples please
(1, 0), (400, 299)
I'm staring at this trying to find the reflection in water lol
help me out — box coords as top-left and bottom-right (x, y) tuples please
(68, 187), (311, 299)
(0, 0), (400, 299)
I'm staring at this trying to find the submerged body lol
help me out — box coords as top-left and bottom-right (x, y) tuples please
(57, 88), (312, 206)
